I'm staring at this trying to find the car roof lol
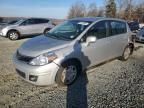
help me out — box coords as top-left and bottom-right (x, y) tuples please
(26, 18), (49, 20)
(69, 17), (125, 22)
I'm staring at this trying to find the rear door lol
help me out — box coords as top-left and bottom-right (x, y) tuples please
(35, 19), (50, 33)
(107, 20), (128, 58)
(81, 20), (113, 67)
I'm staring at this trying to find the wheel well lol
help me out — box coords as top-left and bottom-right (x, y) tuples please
(61, 58), (82, 71)
(44, 28), (51, 31)
(43, 28), (51, 34)
(129, 43), (134, 54)
(7, 29), (20, 37)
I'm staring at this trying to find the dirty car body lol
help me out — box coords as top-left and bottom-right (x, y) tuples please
(13, 17), (134, 86)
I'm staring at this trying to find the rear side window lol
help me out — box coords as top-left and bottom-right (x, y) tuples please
(86, 21), (107, 39)
(37, 19), (49, 24)
(109, 21), (127, 36)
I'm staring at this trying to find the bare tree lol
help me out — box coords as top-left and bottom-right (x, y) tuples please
(134, 2), (144, 23)
(87, 3), (98, 17)
(97, 8), (105, 17)
(68, 2), (86, 19)
(116, 0), (125, 18)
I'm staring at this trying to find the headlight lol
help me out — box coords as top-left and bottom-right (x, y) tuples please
(29, 52), (57, 66)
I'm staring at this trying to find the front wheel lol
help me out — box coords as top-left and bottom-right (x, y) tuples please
(8, 31), (19, 40)
(55, 61), (81, 86)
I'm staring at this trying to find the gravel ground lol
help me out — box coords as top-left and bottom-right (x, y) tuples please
(0, 37), (144, 108)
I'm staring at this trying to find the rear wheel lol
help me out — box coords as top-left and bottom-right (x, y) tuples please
(55, 60), (81, 86)
(8, 31), (19, 40)
(119, 45), (132, 61)
(43, 28), (50, 34)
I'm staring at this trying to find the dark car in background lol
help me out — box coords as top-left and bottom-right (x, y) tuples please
(128, 21), (140, 32)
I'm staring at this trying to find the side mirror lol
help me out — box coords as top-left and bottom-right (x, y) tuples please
(86, 36), (97, 46)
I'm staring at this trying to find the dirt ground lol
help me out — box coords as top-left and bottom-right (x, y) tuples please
(0, 37), (144, 108)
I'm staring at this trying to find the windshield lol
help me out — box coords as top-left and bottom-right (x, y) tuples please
(46, 20), (92, 40)
(7, 19), (25, 25)
(8, 20), (18, 24)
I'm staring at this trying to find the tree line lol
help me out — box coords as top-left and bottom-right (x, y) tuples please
(68, 0), (144, 23)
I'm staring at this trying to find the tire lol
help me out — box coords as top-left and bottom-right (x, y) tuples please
(43, 28), (50, 34)
(119, 45), (132, 61)
(7, 30), (19, 40)
(55, 60), (81, 86)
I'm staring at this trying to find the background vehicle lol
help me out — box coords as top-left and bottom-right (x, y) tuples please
(0, 18), (55, 40)
(139, 24), (144, 29)
(13, 17), (134, 86)
(128, 21), (140, 32)
(136, 28), (144, 42)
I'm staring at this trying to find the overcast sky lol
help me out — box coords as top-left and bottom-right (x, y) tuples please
(0, 0), (104, 19)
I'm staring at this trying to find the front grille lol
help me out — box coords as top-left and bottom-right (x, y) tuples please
(16, 69), (26, 79)
(16, 51), (33, 62)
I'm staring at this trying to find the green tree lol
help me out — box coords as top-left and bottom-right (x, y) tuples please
(105, 0), (116, 17)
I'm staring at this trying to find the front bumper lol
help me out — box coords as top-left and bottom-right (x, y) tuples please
(0, 28), (8, 37)
(0, 31), (7, 37)
(0, 32), (4, 36)
(13, 54), (60, 86)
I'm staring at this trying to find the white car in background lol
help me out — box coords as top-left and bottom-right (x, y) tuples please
(0, 18), (55, 40)
(139, 23), (144, 29)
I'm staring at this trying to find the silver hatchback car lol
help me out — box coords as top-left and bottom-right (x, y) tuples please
(0, 18), (54, 40)
(13, 17), (134, 86)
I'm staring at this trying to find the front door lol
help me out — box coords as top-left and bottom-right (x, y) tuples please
(80, 20), (112, 68)
(18, 19), (40, 35)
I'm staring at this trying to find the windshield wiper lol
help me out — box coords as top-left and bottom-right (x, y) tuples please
(45, 32), (61, 39)
(46, 32), (71, 41)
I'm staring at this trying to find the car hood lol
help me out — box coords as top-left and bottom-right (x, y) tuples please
(18, 35), (70, 57)
(0, 24), (17, 30)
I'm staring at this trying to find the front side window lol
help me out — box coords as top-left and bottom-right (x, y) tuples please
(84, 21), (107, 40)
(110, 21), (127, 36)
(46, 20), (92, 40)
(21, 19), (37, 25)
